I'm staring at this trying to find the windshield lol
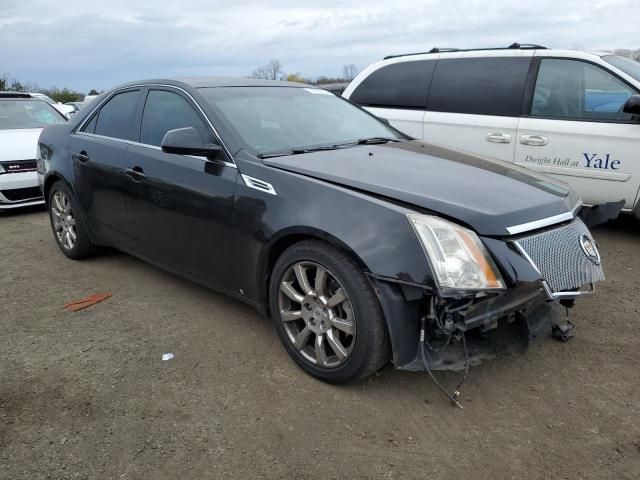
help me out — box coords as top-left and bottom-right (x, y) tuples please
(603, 55), (640, 82)
(198, 86), (403, 155)
(0, 99), (67, 130)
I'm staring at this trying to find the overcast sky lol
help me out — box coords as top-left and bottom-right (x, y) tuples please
(0, 0), (637, 93)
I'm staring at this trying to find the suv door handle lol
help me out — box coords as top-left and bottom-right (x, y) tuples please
(125, 167), (146, 181)
(486, 133), (512, 144)
(520, 135), (548, 146)
(72, 151), (90, 163)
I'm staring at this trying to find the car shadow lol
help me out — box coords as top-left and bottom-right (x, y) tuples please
(591, 213), (639, 238)
(0, 204), (46, 217)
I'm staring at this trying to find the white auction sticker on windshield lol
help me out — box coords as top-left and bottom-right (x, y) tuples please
(304, 88), (332, 95)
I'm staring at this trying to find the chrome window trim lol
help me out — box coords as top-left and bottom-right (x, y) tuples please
(506, 200), (582, 235)
(73, 132), (237, 170)
(75, 83), (235, 164)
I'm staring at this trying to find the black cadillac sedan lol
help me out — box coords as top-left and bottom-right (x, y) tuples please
(37, 78), (604, 385)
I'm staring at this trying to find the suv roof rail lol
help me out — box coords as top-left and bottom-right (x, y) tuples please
(383, 43), (547, 60)
(0, 92), (32, 98)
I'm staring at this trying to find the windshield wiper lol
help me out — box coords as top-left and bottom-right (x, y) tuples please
(257, 138), (400, 158)
(257, 145), (339, 159)
(356, 137), (400, 145)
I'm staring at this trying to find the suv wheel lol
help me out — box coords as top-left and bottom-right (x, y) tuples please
(270, 240), (390, 383)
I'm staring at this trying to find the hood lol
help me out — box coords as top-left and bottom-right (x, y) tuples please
(0, 129), (41, 162)
(263, 141), (579, 236)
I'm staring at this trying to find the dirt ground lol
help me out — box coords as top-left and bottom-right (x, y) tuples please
(1, 206), (639, 479)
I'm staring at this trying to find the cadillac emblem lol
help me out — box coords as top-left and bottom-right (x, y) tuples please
(579, 235), (601, 266)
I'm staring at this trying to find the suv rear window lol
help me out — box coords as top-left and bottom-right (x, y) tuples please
(349, 60), (435, 109)
(427, 57), (532, 116)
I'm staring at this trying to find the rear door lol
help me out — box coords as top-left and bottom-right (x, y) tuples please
(423, 53), (533, 162)
(515, 57), (640, 208)
(70, 89), (142, 247)
(123, 87), (238, 287)
(346, 59), (436, 139)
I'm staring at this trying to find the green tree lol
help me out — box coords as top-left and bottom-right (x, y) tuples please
(88, 89), (100, 96)
(10, 80), (23, 92)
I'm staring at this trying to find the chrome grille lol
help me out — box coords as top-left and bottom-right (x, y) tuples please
(514, 218), (604, 293)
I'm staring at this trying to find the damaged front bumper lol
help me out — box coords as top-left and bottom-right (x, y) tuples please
(369, 217), (605, 372)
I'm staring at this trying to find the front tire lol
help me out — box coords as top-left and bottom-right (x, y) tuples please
(48, 181), (97, 260)
(269, 240), (390, 383)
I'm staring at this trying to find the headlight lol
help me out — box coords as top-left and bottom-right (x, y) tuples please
(407, 214), (505, 292)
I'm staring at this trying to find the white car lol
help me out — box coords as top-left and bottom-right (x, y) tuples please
(83, 94), (99, 105)
(343, 44), (640, 217)
(29, 92), (76, 117)
(0, 92), (67, 209)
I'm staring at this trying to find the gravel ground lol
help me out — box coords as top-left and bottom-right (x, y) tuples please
(1, 206), (639, 479)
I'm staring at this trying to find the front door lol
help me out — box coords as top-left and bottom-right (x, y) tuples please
(70, 88), (143, 247)
(515, 58), (640, 209)
(123, 88), (238, 287)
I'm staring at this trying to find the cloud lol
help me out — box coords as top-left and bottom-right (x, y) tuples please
(0, 0), (637, 92)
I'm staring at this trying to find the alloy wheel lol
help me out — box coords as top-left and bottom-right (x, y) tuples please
(278, 261), (356, 368)
(51, 191), (77, 251)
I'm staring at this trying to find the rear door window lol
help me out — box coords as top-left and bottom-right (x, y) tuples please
(349, 60), (435, 109)
(140, 90), (210, 146)
(92, 90), (140, 140)
(427, 57), (532, 116)
(531, 58), (637, 121)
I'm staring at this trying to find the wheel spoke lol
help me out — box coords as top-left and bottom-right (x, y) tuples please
(327, 288), (346, 308)
(293, 326), (311, 350)
(68, 229), (77, 241)
(331, 317), (354, 336)
(280, 281), (304, 303)
(293, 264), (313, 295)
(314, 266), (328, 297)
(315, 334), (328, 366)
(54, 194), (63, 212)
(326, 329), (348, 359)
(280, 309), (302, 322)
(67, 217), (76, 226)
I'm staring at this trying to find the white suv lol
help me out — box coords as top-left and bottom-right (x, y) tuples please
(343, 44), (640, 216)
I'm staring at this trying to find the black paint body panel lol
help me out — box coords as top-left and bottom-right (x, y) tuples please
(36, 78), (585, 369)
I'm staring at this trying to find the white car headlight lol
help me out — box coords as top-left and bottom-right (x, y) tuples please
(407, 214), (505, 292)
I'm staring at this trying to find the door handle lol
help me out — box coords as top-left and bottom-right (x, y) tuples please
(486, 133), (512, 144)
(520, 135), (548, 146)
(125, 167), (146, 181)
(72, 151), (90, 163)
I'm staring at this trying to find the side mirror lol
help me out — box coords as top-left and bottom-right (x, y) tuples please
(622, 95), (640, 116)
(161, 127), (222, 158)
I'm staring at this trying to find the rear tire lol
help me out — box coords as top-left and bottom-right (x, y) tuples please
(48, 180), (97, 260)
(269, 240), (390, 383)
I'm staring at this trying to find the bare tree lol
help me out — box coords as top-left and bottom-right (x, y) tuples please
(613, 48), (640, 62)
(251, 59), (283, 80)
(342, 64), (358, 81)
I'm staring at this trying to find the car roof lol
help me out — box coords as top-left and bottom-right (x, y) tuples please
(112, 77), (314, 90)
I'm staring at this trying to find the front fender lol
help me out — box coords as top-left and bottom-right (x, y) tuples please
(232, 154), (437, 306)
